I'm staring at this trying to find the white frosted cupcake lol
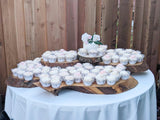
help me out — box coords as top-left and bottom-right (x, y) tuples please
(65, 75), (74, 85)
(107, 49), (115, 53)
(23, 72), (33, 81)
(66, 54), (74, 62)
(42, 54), (49, 62)
(49, 70), (59, 76)
(51, 67), (60, 71)
(106, 76), (117, 85)
(129, 55), (137, 64)
(74, 63), (83, 69)
(57, 54), (65, 62)
(99, 45), (108, 50)
(96, 74), (106, 85)
(112, 55), (119, 63)
(78, 48), (87, 56)
(123, 53), (131, 58)
(33, 57), (41, 63)
(50, 76), (61, 88)
(104, 68), (112, 74)
(81, 70), (90, 77)
(60, 68), (68, 73)
(18, 64), (27, 70)
(84, 65), (94, 71)
(33, 68), (41, 77)
(69, 70), (77, 75)
(59, 72), (70, 81)
(83, 76), (94, 86)
(41, 66), (50, 73)
(137, 54), (144, 62)
(110, 71), (120, 81)
(68, 50), (77, 60)
(97, 48), (106, 56)
(116, 64), (126, 71)
(119, 57), (128, 65)
(91, 69), (100, 74)
(125, 49), (133, 54)
(11, 68), (19, 77)
(102, 55), (111, 64)
(17, 70), (25, 79)
(115, 48), (124, 53)
(73, 72), (82, 83)
(66, 66), (75, 71)
(48, 55), (56, 63)
(120, 71), (130, 80)
(88, 49), (98, 57)
(40, 76), (51, 87)
(95, 66), (104, 70)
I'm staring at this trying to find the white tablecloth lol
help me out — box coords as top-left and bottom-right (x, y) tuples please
(5, 70), (157, 120)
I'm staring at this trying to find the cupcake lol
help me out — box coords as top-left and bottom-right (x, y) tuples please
(40, 76), (51, 87)
(119, 57), (128, 65)
(123, 53), (131, 58)
(110, 71), (120, 81)
(66, 66), (75, 71)
(23, 72), (33, 81)
(102, 55), (111, 64)
(48, 55), (57, 63)
(129, 55), (137, 64)
(125, 49), (133, 54)
(59, 72), (70, 81)
(17, 70), (25, 79)
(95, 66), (104, 70)
(65, 54), (74, 62)
(57, 54), (65, 62)
(42, 54), (49, 62)
(33, 68), (41, 77)
(97, 48), (106, 56)
(11, 68), (19, 77)
(81, 70), (90, 77)
(112, 55), (119, 63)
(64, 75), (74, 85)
(136, 54), (144, 62)
(78, 48), (87, 56)
(88, 49), (98, 57)
(99, 45), (108, 50)
(84, 65), (94, 71)
(50, 76), (61, 88)
(115, 48), (124, 53)
(106, 76), (117, 85)
(96, 74), (106, 85)
(83, 76), (94, 86)
(74, 63), (83, 69)
(73, 72), (82, 83)
(120, 71), (130, 80)
(107, 49), (115, 53)
(49, 70), (59, 76)
(68, 50), (77, 60)
(83, 63), (92, 67)
(33, 57), (41, 63)
(60, 68), (68, 73)
(116, 64), (126, 71)
(91, 69), (100, 74)
(69, 70), (77, 75)
(41, 66), (50, 73)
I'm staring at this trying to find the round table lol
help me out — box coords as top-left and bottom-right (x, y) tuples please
(5, 70), (157, 120)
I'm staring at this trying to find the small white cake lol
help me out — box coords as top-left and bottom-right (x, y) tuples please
(129, 55), (137, 64)
(88, 49), (98, 57)
(11, 68), (19, 77)
(106, 76), (117, 85)
(83, 76), (94, 86)
(23, 72), (33, 81)
(48, 55), (57, 63)
(40, 76), (51, 87)
(33, 68), (41, 77)
(66, 54), (74, 62)
(50, 76), (61, 88)
(17, 70), (25, 79)
(78, 48), (87, 56)
(57, 54), (65, 62)
(65, 75), (74, 85)
(112, 55), (119, 63)
(136, 54), (144, 62)
(73, 72), (82, 83)
(96, 74), (106, 85)
(119, 57), (128, 65)
(102, 55), (111, 64)
(120, 71), (130, 80)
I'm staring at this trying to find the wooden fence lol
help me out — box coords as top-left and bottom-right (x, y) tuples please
(0, 0), (160, 94)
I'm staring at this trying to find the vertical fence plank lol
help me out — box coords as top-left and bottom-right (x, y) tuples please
(0, 1), (7, 94)
(1, 0), (18, 75)
(118, 0), (133, 48)
(66, 0), (78, 50)
(34, 0), (47, 57)
(24, 0), (36, 59)
(78, 0), (85, 48)
(78, 0), (97, 48)
(101, 0), (118, 48)
(133, 0), (144, 50)
(14, 0), (26, 62)
(147, 0), (160, 75)
(46, 0), (67, 50)
(96, 0), (102, 35)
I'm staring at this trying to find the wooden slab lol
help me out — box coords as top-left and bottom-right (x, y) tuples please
(34, 76), (138, 96)
(6, 76), (39, 88)
(99, 61), (149, 73)
(78, 55), (102, 64)
(41, 59), (79, 68)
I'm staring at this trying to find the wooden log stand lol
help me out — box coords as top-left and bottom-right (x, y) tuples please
(78, 55), (102, 64)
(41, 59), (79, 68)
(6, 76), (39, 88)
(34, 76), (138, 96)
(98, 61), (149, 73)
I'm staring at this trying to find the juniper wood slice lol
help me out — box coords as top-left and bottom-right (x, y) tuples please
(77, 55), (102, 64)
(34, 76), (138, 96)
(41, 59), (79, 68)
(98, 61), (149, 73)
(6, 76), (39, 88)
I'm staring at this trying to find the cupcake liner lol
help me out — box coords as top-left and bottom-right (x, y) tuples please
(65, 80), (74, 85)
(75, 78), (81, 83)
(107, 81), (116, 85)
(83, 81), (92, 86)
(24, 76), (33, 81)
(51, 83), (61, 88)
(96, 80), (105, 85)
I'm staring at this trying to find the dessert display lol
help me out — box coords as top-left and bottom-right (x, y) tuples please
(7, 33), (150, 95)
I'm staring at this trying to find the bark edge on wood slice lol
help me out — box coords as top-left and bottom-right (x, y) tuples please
(34, 76), (138, 96)
(98, 61), (149, 73)
(41, 59), (79, 68)
(77, 55), (102, 64)
(6, 76), (39, 88)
